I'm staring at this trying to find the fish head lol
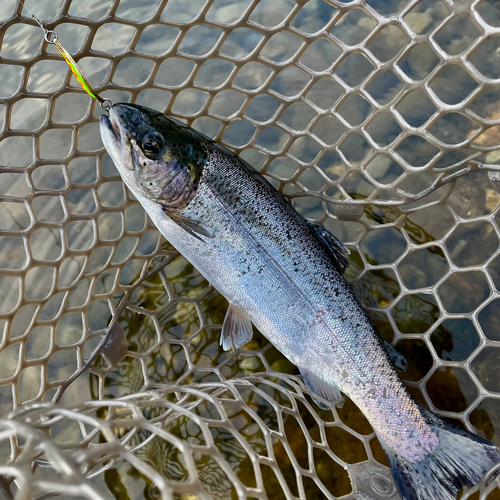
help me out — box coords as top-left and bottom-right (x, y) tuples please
(100, 103), (208, 209)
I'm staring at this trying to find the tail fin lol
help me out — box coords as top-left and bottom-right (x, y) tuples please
(383, 407), (500, 500)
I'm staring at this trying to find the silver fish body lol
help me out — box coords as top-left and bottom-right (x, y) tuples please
(101, 103), (499, 500)
(138, 144), (435, 461)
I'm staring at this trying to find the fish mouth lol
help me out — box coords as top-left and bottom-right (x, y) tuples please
(100, 108), (122, 146)
(108, 109), (122, 142)
(100, 108), (126, 168)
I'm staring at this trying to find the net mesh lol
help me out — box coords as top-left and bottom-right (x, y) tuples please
(1, 0), (500, 498)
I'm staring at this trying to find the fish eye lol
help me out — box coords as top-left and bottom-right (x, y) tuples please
(140, 133), (163, 157)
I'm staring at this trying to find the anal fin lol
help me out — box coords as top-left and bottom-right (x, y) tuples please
(306, 220), (350, 273)
(299, 367), (344, 409)
(220, 304), (253, 351)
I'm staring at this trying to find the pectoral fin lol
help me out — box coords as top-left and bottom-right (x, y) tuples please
(220, 304), (253, 351)
(163, 208), (212, 242)
(383, 339), (407, 372)
(299, 367), (344, 409)
(307, 220), (350, 273)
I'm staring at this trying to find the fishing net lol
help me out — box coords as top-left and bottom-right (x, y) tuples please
(1, 0), (500, 498)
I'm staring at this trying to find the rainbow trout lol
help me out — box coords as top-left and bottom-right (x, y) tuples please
(101, 103), (499, 500)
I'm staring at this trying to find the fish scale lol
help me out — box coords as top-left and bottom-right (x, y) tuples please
(101, 103), (500, 500)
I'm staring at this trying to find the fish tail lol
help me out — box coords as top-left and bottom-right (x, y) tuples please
(383, 406), (500, 500)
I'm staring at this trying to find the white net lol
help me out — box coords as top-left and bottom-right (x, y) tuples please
(0, 0), (500, 498)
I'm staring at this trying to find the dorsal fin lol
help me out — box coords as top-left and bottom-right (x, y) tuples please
(383, 339), (407, 372)
(307, 220), (350, 273)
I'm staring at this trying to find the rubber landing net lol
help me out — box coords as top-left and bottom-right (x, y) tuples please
(0, 0), (500, 499)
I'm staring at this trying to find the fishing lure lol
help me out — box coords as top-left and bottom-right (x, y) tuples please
(21, 2), (111, 109)
(51, 34), (110, 108)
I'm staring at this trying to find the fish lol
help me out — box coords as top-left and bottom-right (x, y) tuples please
(100, 103), (500, 500)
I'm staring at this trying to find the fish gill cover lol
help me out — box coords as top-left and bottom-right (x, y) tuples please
(0, 0), (499, 499)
